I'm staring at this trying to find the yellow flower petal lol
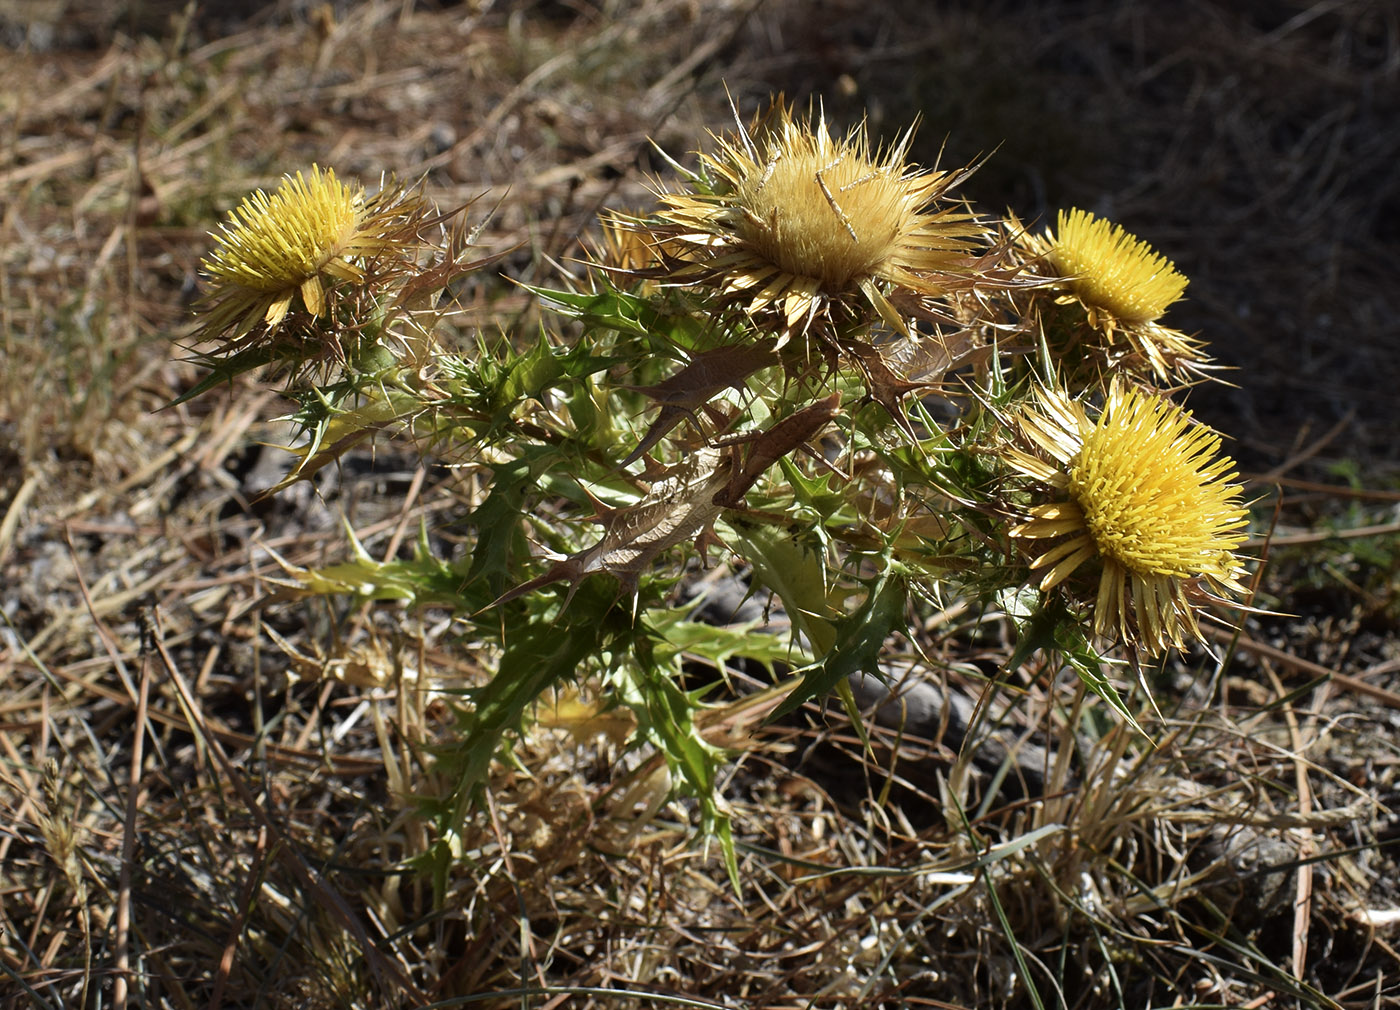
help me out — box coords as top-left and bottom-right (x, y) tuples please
(194, 165), (426, 347)
(204, 166), (363, 299)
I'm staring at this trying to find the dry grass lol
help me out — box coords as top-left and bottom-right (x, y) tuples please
(3, 1), (1400, 1007)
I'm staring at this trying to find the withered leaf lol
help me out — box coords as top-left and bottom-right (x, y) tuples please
(715, 392), (842, 508)
(622, 340), (778, 466)
(846, 330), (987, 438)
(486, 447), (733, 611)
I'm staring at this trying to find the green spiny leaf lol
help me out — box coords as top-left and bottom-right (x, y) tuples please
(647, 605), (803, 674)
(772, 554), (907, 720)
(461, 447), (569, 594)
(611, 629), (733, 865)
(444, 578), (625, 831)
(283, 519), (488, 610)
(492, 329), (565, 414)
(165, 344), (279, 407)
(718, 514), (836, 657)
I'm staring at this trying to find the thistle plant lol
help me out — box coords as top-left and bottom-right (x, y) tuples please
(188, 164), (491, 401)
(178, 97), (1256, 872)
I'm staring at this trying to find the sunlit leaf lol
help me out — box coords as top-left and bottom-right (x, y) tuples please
(772, 554), (907, 720)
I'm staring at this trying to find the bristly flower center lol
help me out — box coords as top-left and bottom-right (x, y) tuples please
(1050, 209), (1187, 323)
(204, 166), (364, 295)
(1066, 388), (1245, 580)
(733, 126), (904, 291)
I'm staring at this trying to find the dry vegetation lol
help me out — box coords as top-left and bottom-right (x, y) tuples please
(3, 1), (1400, 1007)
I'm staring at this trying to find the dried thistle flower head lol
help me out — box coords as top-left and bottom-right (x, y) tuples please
(595, 210), (666, 274)
(1004, 381), (1250, 657)
(1016, 209), (1209, 383)
(633, 99), (987, 341)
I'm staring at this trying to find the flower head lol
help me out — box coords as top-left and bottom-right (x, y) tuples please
(629, 100), (988, 341)
(1049, 209), (1187, 324)
(1004, 381), (1249, 656)
(197, 165), (421, 344)
(1015, 209), (1209, 383)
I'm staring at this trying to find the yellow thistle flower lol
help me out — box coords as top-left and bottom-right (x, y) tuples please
(632, 100), (987, 340)
(1004, 381), (1249, 657)
(198, 165), (418, 342)
(1049, 209), (1186, 324)
(1016, 209), (1209, 383)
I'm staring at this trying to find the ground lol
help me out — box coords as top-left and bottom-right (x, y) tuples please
(2, 1), (1399, 1007)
